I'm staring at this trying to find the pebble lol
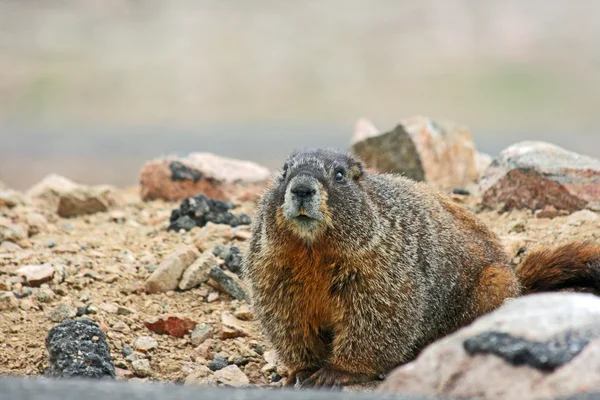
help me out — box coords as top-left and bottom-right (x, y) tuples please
(209, 356), (229, 371)
(134, 336), (158, 352)
(17, 264), (55, 287)
(145, 246), (199, 294)
(221, 311), (254, 339)
(112, 321), (131, 333)
(191, 323), (213, 346)
(131, 359), (152, 377)
(224, 247), (242, 275)
(213, 365), (250, 387)
(46, 239), (57, 248)
(206, 292), (219, 303)
(0, 291), (18, 311)
(19, 299), (34, 311)
(144, 315), (197, 338)
(48, 303), (77, 322)
(122, 345), (134, 357)
(179, 251), (218, 291)
(37, 287), (55, 303)
(0, 241), (22, 252)
(184, 365), (217, 387)
(208, 267), (247, 300)
(234, 305), (254, 321)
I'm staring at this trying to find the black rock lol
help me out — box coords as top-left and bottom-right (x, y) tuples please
(45, 318), (115, 379)
(76, 307), (88, 317)
(209, 356), (229, 371)
(212, 244), (231, 259)
(463, 329), (593, 371)
(452, 187), (471, 196)
(167, 194), (251, 232)
(169, 161), (203, 182)
(208, 267), (246, 301)
(251, 343), (265, 356)
(271, 372), (282, 383)
(224, 247), (242, 275)
(14, 288), (32, 299)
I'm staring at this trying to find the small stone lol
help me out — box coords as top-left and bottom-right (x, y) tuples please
(234, 305), (254, 321)
(144, 315), (197, 338)
(213, 365), (250, 387)
(206, 292), (219, 303)
(145, 246), (199, 294)
(194, 339), (214, 360)
(208, 267), (247, 300)
(0, 241), (22, 252)
(48, 303), (77, 322)
(233, 230), (251, 241)
(0, 220), (27, 243)
(112, 321), (131, 333)
(100, 303), (119, 314)
(116, 306), (136, 316)
(567, 210), (599, 226)
(25, 212), (48, 235)
(233, 357), (249, 366)
(14, 287), (32, 299)
(131, 359), (152, 377)
(115, 367), (134, 380)
(0, 281), (10, 291)
(209, 356), (229, 372)
(535, 205), (569, 219)
(271, 372), (282, 383)
(191, 323), (213, 346)
(19, 299), (34, 311)
(134, 336), (158, 352)
(0, 189), (24, 208)
(452, 187), (471, 196)
(184, 365), (217, 387)
(37, 287), (55, 303)
(17, 264), (55, 287)
(179, 251), (219, 291)
(221, 312), (255, 339)
(224, 247), (242, 275)
(87, 304), (99, 314)
(0, 291), (18, 311)
(212, 245), (231, 259)
(122, 345), (133, 357)
(76, 307), (88, 317)
(263, 350), (278, 366)
(46, 239), (57, 248)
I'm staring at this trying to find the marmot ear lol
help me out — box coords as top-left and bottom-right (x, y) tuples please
(349, 160), (364, 180)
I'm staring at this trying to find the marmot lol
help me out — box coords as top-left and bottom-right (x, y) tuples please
(242, 148), (600, 388)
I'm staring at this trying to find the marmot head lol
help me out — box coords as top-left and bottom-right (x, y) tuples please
(266, 148), (369, 244)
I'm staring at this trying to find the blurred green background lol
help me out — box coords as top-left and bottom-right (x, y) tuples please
(1, 0), (599, 190)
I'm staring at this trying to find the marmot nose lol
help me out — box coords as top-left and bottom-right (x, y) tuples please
(291, 184), (316, 199)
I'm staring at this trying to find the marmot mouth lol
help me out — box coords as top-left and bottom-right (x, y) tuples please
(294, 215), (314, 223)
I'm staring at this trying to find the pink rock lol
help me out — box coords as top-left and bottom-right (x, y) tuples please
(351, 116), (479, 188)
(17, 264), (55, 287)
(144, 315), (198, 338)
(350, 117), (380, 145)
(139, 153), (271, 202)
(480, 141), (600, 212)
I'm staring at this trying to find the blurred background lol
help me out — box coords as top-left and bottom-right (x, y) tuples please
(1, 0), (599, 190)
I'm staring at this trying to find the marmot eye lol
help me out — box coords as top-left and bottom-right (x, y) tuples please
(335, 171), (344, 182)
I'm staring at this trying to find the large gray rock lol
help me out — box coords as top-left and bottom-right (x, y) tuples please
(351, 116), (479, 188)
(480, 141), (600, 212)
(379, 293), (600, 400)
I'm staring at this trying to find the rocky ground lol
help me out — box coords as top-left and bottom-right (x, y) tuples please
(1, 180), (599, 390)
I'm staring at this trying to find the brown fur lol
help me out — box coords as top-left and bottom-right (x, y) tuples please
(242, 149), (600, 389)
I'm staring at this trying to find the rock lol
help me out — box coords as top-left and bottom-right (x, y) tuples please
(45, 318), (115, 379)
(139, 152), (270, 202)
(535, 205), (570, 219)
(17, 264), (55, 287)
(567, 210), (599, 226)
(131, 359), (152, 377)
(0, 189), (25, 208)
(480, 141), (600, 212)
(134, 336), (158, 352)
(48, 304), (78, 322)
(191, 323), (213, 346)
(224, 247), (242, 275)
(350, 117), (380, 145)
(206, 292), (219, 303)
(213, 365), (250, 387)
(37, 287), (55, 303)
(27, 174), (122, 217)
(0, 241), (22, 252)
(112, 321), (131, 334)
(25, 212), (48, 236)
(0, 291), (18, 311)
(351, 116), (479, 187)
(145, 246), (199, 294)
(184, 365), (217, 387)
(221, 312), (255, 339)
(194, 339), (214, 360)
(179, 251), (219, 290)
(234, 305), (254, 321)
(0, 218), (28, 243)
(144, 315), (197, 338)
(208, 267), (247, 301)
(379, 293), (600, 400)
(167, 194), (251, 232)
(212, 244), (231, 259)
(209, 356), (229, 371)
